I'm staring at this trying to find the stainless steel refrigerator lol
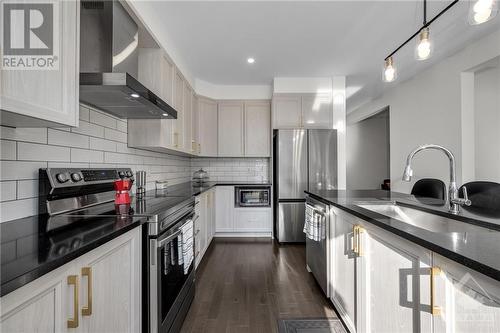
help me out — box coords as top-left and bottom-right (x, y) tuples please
(273, 129), (337, 243)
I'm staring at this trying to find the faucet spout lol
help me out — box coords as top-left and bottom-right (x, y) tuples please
(402, 144), (466, 214)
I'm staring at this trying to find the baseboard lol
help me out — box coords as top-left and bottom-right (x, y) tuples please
(214, 232), (273, 238)
(330, 297), (356, 333)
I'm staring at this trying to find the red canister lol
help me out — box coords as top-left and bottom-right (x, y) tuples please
(114, 179), (132, 205)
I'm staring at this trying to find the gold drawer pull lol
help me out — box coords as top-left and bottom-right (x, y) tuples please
(67, 275), (79, 328)
(352, 225), (365, 256)
(430, 267), (442, 316)
(82, 267), (92, 316)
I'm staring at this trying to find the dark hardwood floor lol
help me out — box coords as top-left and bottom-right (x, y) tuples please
(180, 238), (336, 333)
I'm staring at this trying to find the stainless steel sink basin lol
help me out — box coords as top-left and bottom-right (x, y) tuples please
(356, 202), (489, 233)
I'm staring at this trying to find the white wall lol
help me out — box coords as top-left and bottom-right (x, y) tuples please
(348, 28), (500, 193)
(474, 60), (500, 181)
(347, 110), (389, 190)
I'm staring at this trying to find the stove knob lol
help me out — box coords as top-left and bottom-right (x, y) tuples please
(71, 173), (82, 182)
(126, 171), (133, 177)
(56, 173), (69, 183)
(118, 171), (125, 179)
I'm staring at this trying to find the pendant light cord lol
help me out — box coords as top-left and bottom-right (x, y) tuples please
(384, 0), (459, 61)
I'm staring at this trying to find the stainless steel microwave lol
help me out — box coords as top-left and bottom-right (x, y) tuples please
(235, 186), (271, 207)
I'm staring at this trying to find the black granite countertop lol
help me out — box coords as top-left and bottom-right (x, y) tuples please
(1, 213), (146, 296)
(305, 189), (500, 282)
(0, 181), (272, 296)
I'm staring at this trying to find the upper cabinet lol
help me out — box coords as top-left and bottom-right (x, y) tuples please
(0, 0), (80, 127)
(138, 48), (175, 106)
(244, 101), (271, 157)
(183, 84), (193, 154)
(218, 101), (245, 157)
(173, 71), (185, 151)
(198, 97), (218, 157)
(272, 93), (333, 129)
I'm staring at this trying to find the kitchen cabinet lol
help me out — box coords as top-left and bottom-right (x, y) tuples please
(173, 71), (185, 150)
(218, 101), (244, 157)
(356, 219), (433, 333)
(432, 253), (500, 333)
(192, 93), (200, 155)
(138, 48), (175, 105)
(302, 93), (333, 128)
(272, 95), (302, 128)
(0, 228), (141, 332)
(272, 93), (333, 129)
(215, 186), (235, 232)
(183, 84), (193, 154)
(244, 101), (271, 157)
(234, 208), (272, 232)
(194, 189), (216, 269)
(0, 0), (80, 128)
(198, 97), (218, 157)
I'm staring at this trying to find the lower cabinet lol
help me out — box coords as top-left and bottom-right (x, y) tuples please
(330, 207), (500, 333)
(215, 186), (272, 237)
(0, 227), (142, 333)
(195, 188), (216, 269)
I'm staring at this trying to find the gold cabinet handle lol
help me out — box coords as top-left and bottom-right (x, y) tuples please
(351, 225), (365, 256)
(81, 267), (92, 316)
(67, 275), (79, 328)
(430, 267), (442, 316)
(198, 143), (201, 154)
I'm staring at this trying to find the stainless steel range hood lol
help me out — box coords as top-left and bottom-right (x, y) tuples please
(79, 1), (176, 119)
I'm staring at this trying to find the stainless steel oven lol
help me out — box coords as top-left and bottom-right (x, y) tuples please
(235, 186), (271, 207)
(147, 199), (196, 333)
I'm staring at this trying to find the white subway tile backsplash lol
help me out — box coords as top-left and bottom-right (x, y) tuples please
(90, 137), (116, 152)
(1, 140), (16, 160)
(71, 121), (105, 138)
(0, 161), (46, 181)
(48, 129), (89, 149)
(0, 181), (17, 202)
(104, 128), (127, 143)
(117, 120), (127, 133)
(89, 110), (117, 129)
(0, 127), (47, 144)
(0, 198), (37, 222)
(18, 142), (70, 162)
(17, 180), (38, 199)
(71, 148), (104, 163)
(79, 105), (90, 121)
(191, 157), (269, 182)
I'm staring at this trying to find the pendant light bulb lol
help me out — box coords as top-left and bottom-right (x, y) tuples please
(415, 27), (432, 61)
(383, 57), (397, 82)
(469, 0), (498, 25)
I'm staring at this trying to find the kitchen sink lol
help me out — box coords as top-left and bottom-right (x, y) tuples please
(356, 202), (490, 233)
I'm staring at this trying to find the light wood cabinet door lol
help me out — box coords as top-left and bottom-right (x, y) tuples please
(206, 190), (214, 244)
(77, 228), (141, 333)
(218, 101), (244, 157)
(330, 208), (358, 333)
(198, 97), (218, 157)
(173, 71), (185, 150)
(302, 94), (333, 129)
(0, 0), (79, 127)
(215, 186), (234, 232)
(183, 84), (193, 153)
(233, 208), (272, 232)
(357, 221), (433, 333)
(161, 54), (175, 106)
(244, 101), (271, 157)
(272, 95), (302, 129)
(433, 253), (500, 333)
(192, 93), (199, 155)
(0, 260), (76, 333)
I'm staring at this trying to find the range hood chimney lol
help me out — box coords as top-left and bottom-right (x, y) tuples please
(79, 1), (177, 119)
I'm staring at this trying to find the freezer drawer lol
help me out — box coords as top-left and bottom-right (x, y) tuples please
(277, 202), (306, 243)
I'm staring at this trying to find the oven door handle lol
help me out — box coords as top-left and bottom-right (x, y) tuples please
(157, 230), (181, 248)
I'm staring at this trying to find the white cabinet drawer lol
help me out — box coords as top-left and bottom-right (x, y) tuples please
(234, 209), (271, 232)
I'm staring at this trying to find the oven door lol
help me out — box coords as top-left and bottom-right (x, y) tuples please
(236, 187), (271, 207)
(149, 213), (195, 333)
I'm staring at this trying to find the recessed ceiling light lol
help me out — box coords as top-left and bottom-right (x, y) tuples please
(162, 113), (168, 117)
(130, 93), (140, 98)
(247, 57), (255, 64)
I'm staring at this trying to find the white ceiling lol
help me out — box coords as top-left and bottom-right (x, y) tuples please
(133, 1), (500, 112)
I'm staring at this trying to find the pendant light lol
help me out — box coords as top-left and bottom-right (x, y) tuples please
(469, 0), (498, 25)
(415, 27), (432, 60)
(383, 57), (397, 82)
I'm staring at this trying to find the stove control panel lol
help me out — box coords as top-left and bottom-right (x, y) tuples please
(44, 168), (134, 188)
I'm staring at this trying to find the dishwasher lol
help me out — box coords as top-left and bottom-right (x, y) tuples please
(305, 194), (330, 297)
